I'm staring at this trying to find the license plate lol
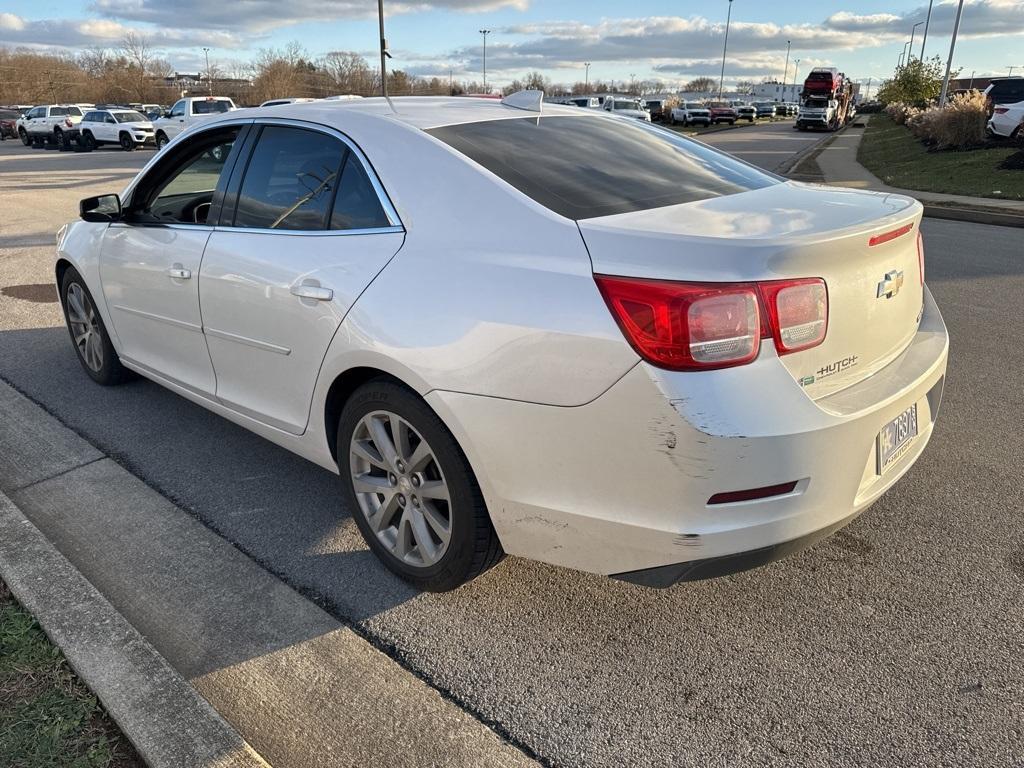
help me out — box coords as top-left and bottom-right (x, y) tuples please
(878, 404), (919, 473)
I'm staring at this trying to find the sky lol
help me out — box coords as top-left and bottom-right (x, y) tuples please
(1, 0), (1022, 89)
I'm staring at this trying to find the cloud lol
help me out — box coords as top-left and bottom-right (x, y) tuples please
(0, 13), (245, 49)
(88, 0), (528, 35)
(826, 0), (1024, 38)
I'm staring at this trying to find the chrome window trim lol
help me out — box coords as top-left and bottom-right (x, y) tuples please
(212, 225), (404, 238)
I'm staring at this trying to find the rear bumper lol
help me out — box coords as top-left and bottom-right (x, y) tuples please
(428, 286), (948, 582)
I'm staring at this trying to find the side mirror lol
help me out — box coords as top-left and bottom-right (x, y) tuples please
(80, 194), (121, 223)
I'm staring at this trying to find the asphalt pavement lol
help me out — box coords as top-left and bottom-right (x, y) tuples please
(696, 119), (827, 172)
(1, 137), (1022, 767)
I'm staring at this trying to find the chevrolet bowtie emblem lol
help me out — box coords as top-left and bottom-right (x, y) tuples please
(877, 269), (904, 299)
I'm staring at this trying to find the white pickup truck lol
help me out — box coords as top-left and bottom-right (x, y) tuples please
(153, 96), (236, 148)
(16, 105), (85, 148)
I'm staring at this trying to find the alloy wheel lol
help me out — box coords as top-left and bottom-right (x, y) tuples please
(66, 283), (103, 372)
(349, 410), (452, 568)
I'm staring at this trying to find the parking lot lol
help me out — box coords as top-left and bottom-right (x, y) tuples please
(1, 129), (1022, 767)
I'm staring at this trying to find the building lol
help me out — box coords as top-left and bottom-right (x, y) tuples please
(751, 81), (803, 103)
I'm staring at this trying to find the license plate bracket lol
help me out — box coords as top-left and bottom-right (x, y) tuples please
(877, 404), (919, 474)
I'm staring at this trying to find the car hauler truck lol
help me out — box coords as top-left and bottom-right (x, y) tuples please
(796, 67), (853, 131)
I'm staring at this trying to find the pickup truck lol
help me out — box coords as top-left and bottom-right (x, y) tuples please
(16, 105), (85, 148)
(153, 96), (237, 148)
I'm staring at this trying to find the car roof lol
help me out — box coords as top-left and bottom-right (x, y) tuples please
(223, 96), (596, 130)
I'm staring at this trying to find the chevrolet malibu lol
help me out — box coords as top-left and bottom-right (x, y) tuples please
(55, 94), (948, 591)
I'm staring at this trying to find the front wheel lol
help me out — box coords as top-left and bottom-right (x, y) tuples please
(19, 128), (30, 146)
(339, 380), (503, 591)
(119, 133), (135, 151)
(155, 131), (169, 149)
(60, 267), (131, 386)
(81, 132), (96, 151)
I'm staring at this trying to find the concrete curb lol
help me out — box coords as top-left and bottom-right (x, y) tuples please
(0, 490), (271, 768)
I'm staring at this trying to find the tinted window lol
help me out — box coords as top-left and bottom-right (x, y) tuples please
(192, 100), (232, 115)
(82, 111), (100, 122)
(235, 126), (344, 230)
(169, 100), (186, 117)
(28, 108), (43, 118)
(330, 153), (390, 230)
(51, 107), (67, 116)
(427, 116), (777, 220)
(67, 106), (82, 116)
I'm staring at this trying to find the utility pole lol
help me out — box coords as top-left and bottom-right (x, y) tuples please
(969, 70), (975, 89)
(203, 47), (212, 95)
(584, 61), (590, 91)
(479, 29), (490, 93)
(378, 0), (392, 98)
(909, 22), (924, 62)
(782, 39), (791, 100)
(920, 0), (934, 59)
(1010, 66), (1018, 77)
(718, 0), (734, 100)
(449, 67), (453, 96)
(865, 77), (873, 100)
(939, 0), (965, 107)
(630, 73), (636, 94)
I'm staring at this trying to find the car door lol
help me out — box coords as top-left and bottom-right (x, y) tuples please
(199, 121), (404, 434)
(24, 107), (43, 135)
(101, 113), (119, 143)
(99, 124), (247, 395)
(163, 99), (187, 139)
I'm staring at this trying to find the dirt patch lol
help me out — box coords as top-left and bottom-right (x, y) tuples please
(1, 283), (58, 303)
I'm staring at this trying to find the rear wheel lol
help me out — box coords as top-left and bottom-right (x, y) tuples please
(54, 128), (67, 150)
(60, 267), (131, 386)
(119, 132), (135, 151)
(339, 380), (503, 591)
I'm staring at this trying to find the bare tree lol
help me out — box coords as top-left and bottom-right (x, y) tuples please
(685, 76), (717, 93)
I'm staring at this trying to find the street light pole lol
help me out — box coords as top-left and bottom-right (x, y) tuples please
(479, 29), (490, 93)
(1010, 66), (1018, 77)
(584, 62), (590, 91)
(909, 22), (924, 62)
(939, 0), (965, 107)
(782, 39), (791, 100)
(718, 0), (734, 101)
(202, 48), (213, 95)
(920, 0), (934, 59)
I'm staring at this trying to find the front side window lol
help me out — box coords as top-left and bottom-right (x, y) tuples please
(28, 108), (44, 119)
(428, 115), (778, 220)
(130, 128), (239, 225)
(105, 114), (117, 124)
(169, 100), (186, 117)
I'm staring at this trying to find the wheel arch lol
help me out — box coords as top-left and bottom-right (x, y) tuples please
(323, 366), (412, 465)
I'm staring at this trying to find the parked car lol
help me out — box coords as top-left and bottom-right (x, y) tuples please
(983, 78), (1024, 115)
(0, 108), (20, 140)
(16, 104), (84, 148)
(753, 102), (778, 119)
(260, 98), (317, 107)
(565, 96), (601, 109)
(987, 100), (1024, 139)
(706, 102), (738, 124)
(735, 103), (757, 122)
(643, 98), (673, 123)
(77, 109), (155, 151)
(56, 95), (948, 591)
(602, 96), (651, 121)
(670, 102), (711, 126)
(152, 96), (236, 148)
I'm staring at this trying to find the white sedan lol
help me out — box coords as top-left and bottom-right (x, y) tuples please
(55, 94), (948, 590)
(988, 101), (1024, 138)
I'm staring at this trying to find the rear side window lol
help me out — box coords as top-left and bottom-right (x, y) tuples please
(330, 153), (390, 230)
(83, 111), (101, 122)
(235, 126), (345, 230)
(51, 107), (67, 116)
(427, 116), (777, 220)
(68, 107), (82, 116)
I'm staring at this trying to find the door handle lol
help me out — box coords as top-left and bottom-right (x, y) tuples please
(167, 266), (192, 280)
(290, 284), (333, 301)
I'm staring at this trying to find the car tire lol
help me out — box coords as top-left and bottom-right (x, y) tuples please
(54, 129), (68, 150)
(155, 131), (169, 149)
(119, 132), (135, 151)
(19, 128), (30, 146)
(729, 120), (735, 125)
(338, 380), (504, 591)
(60, 267), (132, 387)
(81, 132), (96, 151)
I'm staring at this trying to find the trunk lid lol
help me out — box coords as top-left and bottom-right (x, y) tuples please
(578, 181), (924, 398)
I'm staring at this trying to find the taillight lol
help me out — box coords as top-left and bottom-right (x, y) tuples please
(594, 276), (760, 371)
(994, 107), (1009, 114)
(916, 231), (925, 285)
(64, 118), (73, 128)
(595, 275), (828, 371)
(758, 278), (828, 354)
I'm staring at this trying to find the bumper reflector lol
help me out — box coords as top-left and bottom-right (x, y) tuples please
(708, 481), (798, 505)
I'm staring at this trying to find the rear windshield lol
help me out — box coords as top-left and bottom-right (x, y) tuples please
(193, 100), (233, 114)
(427, 115), (777, 220)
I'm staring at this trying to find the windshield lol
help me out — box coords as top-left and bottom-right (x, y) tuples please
(686, 103), (705, 109)
(113, 111), (148, 123)
(805, 99), (827, 109)
(427, 115), (777, 220)
(613, 100), (641, 111)
(193, 100), (233, 114)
